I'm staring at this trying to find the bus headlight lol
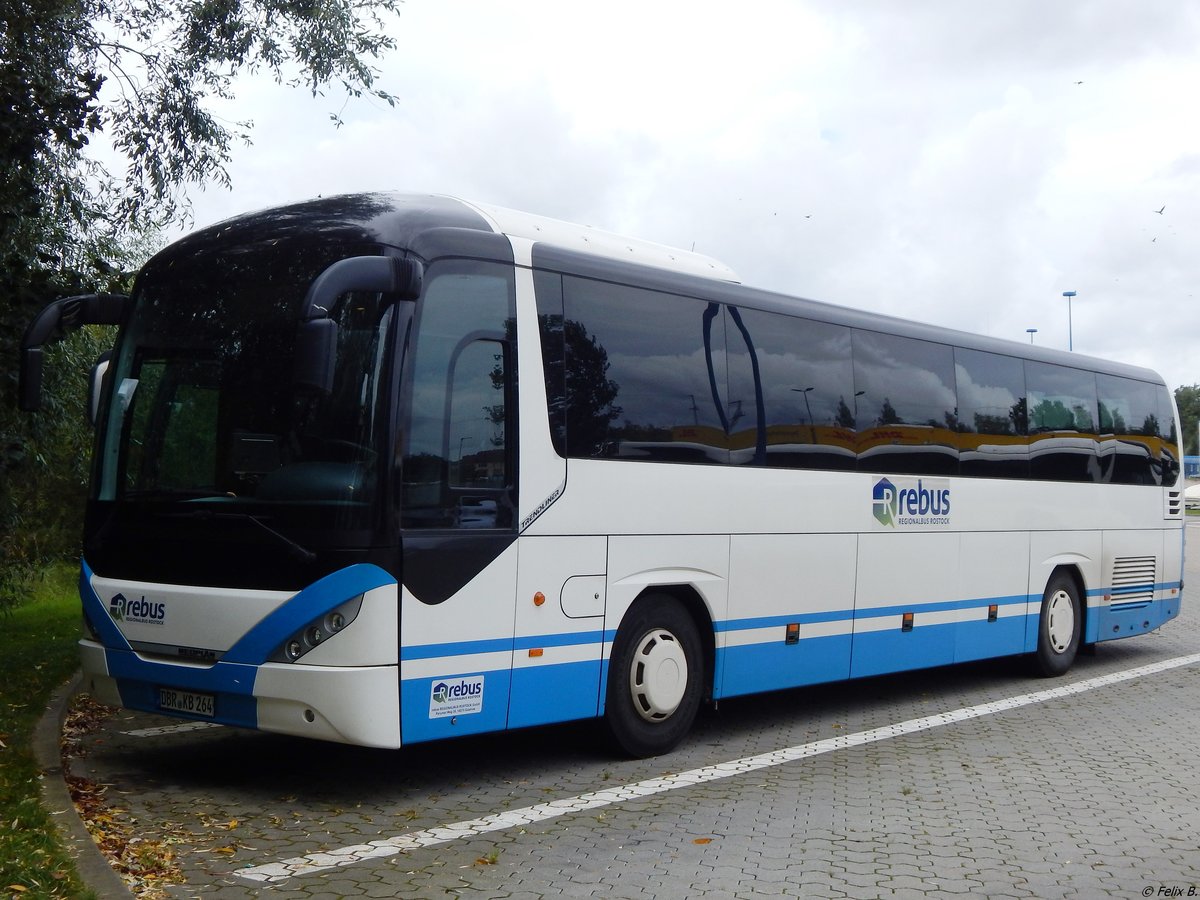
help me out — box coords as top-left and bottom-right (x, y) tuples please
(270, 594), (364, 663)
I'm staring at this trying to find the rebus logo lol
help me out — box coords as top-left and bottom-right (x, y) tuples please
(431, 679), (482, 704)
(872, 477), (951, 528)
(108, 592), (165, 625)
(428, 675), (485, 718)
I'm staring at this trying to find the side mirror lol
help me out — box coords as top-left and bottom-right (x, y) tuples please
(294, 255), (422, 394)
(20, 293), (128, 412)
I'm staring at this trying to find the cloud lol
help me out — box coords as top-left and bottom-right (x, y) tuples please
(169, 0), (1200, 389)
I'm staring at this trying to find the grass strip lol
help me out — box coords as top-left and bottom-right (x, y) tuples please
(0, 563), (95, 900)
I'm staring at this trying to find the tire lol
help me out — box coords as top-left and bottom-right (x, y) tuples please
(1031, 572), (1082, 677)
(604, 597), (704, 758)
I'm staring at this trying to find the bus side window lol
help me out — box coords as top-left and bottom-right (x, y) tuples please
(955, 348), (1028, 480)
(1158, 385), (1181, 486)
(727, 307), (856, 470)
(1097, 374), (1170, 485)
(400, 263), (516, 529)
(852, 330), (958, 476)
(1026, 361), (1100, 483)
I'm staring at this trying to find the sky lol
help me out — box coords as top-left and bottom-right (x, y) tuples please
(162, 0), (1200, 389)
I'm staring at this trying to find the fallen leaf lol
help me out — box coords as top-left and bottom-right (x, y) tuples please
(693, 838), (713, 845)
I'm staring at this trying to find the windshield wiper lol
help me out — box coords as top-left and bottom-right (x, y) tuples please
(123, 489), (231, 501)
(162, 509), (316, 563)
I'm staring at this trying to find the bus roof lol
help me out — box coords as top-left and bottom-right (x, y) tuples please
(161, 192), (1164, 386)
(455, 197), (739, 282)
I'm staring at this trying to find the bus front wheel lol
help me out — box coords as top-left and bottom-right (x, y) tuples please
(605, 597), (703, 758)
(1032, 572), (1082, 677)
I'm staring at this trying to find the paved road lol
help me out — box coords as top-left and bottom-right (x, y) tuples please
(68, 528), (1200, 898)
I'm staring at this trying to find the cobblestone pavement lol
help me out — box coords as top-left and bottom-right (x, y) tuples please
(67, 528), (1200, 899)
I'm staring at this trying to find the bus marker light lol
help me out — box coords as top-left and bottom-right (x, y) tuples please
(902, 612), (914, 632)
(988, 604), (998, 622)
(528, 648), (543, 658)
(533, 592), (545, 607)
(785, 623), (799, 645)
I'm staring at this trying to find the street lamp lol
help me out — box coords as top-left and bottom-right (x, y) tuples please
(1026, 328), (1038, 344)
(791, 387), (816, 444)
(1062, 291), (1076, 351)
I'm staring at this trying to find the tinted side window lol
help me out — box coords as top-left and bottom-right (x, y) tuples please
(954, 348), (1028, 479)
(1096, 374), (1160, 484)
(729, 307), (855, 470)
(562, 277), (728, 464)
(401, 263), (516, 528)
(853, 331), (958, 475)
(1158, 385), (1181, 486)
(534, 270), (567, 457)
(1026, 362), (1099, 482)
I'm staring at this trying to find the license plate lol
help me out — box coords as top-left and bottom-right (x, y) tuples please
(158, 687), (215, 718)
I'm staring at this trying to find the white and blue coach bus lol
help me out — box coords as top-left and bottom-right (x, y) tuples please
(20, 193), (1184, 757)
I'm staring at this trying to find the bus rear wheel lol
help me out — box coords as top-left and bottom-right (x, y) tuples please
(1031, 572), (1082, 677)
(605, 597), (703, 758)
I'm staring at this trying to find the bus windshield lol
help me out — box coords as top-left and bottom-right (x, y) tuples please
(88, 238), (396, 588)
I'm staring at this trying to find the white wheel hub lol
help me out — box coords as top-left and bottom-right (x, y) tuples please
(1046, 589), (1076, 654)
(629, 628), (688, 722)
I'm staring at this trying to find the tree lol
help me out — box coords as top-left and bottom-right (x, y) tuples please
(1, 0), (404, 608)
(1175, 384), (1200, 457)
(833, 396), (855, 429)
(562, 320), (622, 454)
(876, 397), (901, 427)
(3, 0), (401, 236)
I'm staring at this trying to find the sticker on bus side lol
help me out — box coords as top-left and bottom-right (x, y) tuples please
(428, 676), (485, 718)
(872, 477), (952, 529)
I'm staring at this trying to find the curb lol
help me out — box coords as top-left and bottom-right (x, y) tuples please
(34, 673), (135, 900)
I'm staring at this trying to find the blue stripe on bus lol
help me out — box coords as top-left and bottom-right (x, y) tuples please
(514, 631), (608, 651)
(1108, 581), (1175, 596)
(398, 579), (1181, 673)
(1085, 581), (1179, 598)
(718, 594), (1032, 635)
(402, 630), (615, 661)
(401, 638), (515, 661)
(718, 594), (1182, 698)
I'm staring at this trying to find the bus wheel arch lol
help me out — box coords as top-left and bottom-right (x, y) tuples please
(1031, 566), (1085, 677)
(604, 587), (711, 757)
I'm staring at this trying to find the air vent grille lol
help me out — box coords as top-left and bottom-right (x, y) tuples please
(1165, 489), (1182, 518)
(1110, 556), (1156, 608)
